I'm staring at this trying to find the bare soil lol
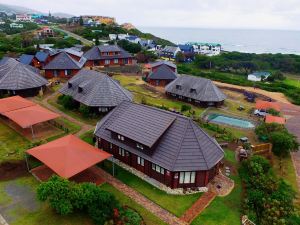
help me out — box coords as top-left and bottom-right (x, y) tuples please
(0, 161), (28, 181)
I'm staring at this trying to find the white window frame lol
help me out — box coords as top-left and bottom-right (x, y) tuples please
(179, 171), (196, 184)
(152, 163), (165, 175)
(114, 59), (118, 64)
(105, 59), (110, 65)
(137, 156), (144, 166)
(65, 69), (71, 76)
(117, 134), (124, 141)
(118, 147), (125, 157)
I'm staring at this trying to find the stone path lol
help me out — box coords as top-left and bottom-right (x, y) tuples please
(94, 167), (187, 225)
(180, 191), (216, 224)
(32, 92), (93, 137)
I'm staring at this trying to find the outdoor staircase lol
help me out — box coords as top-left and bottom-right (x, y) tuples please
(180, 191), (216, 224)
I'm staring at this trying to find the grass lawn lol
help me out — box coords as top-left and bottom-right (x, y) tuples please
(0, 122), (30, 163)
(47, 94), (100, 126)
(100, 161), (201, 217)
(79, 130), (94, 145)
(191, 175), (242, 225)
(100, 183), (167, 225)
(113, 74), (206, 116)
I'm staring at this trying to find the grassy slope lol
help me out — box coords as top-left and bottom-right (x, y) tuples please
(100, 183), (167, 225)
(101, 161), (201, 217)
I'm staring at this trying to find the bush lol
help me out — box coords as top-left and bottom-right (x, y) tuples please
(57, 95), (77, 110)
(120, 208), (142, 225)
(181, 104), (191, 112)
(79, 104), (91, 118)
(267, 108), (280, 116)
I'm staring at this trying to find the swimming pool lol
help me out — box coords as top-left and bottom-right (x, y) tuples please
(207, 114), (255, 129)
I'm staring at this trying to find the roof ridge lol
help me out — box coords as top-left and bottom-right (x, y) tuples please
(170, 117), (190, 171)
(62, 51), (82, 68)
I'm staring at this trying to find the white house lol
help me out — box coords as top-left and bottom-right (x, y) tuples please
(247, 72), (271, 82)
(10, 23), (24, 29)
(187, 42), (221, 56)
(16, 14), (32, 22)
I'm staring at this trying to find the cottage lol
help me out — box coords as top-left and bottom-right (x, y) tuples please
(187, 42), (221, 56)
(9, 23), (23, 29)
(35, 51), (50, 68)
(147, 65), (178, 87)
(59, 69), (133, 112)
(0, 58), (47, 97)
(19, 52), (50, 69)
(84, 45), (134, 67)
(160, 46), (181, 59)
(165, 75), (226, 107)
(248, 71), (270, 82)
(94, 101), (224, 189)
(44, 51), (86, 79)
(38, 26), (54, 38)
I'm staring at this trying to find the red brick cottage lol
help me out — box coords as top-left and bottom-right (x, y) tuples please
(83, 45), (134, 67)
(147, 64), (178, 87)
(44, 51), (85, 79)
(94, 101), (224, 189)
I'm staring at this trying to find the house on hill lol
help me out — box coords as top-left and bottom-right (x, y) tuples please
(165, 75), (226, 107)
(59, 69), (132, 113)
(147, 65), (178, 87)
(94, 101), (224, 189)
(0, 57), (48, 97)
(160, 46), (181, 59)
(19, 52), (50, 69)
(83, 45), (134, 67)
(44, 52), (86, 79)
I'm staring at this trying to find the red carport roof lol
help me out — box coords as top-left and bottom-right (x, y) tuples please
(26, 135), (112, 179)
(255, 100), (281, 111)
(2, 105), (60, 128)
(265, 115), (286, 124)
(0, 96), (35, 113)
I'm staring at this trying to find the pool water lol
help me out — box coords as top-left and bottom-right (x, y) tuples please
(208, 114), (255, 129)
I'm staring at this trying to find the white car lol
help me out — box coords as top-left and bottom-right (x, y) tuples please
(254, 109), (267, 117)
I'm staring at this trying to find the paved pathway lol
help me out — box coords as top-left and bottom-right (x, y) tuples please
(93, 168), (187, 225)
(32, 92), (93, 137)
(180, 191), (216, 224)
(54, 26), (94, 46)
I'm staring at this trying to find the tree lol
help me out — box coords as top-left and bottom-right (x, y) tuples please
(181, 104), (191, 112)
(79, 104), (91, 117)
(175, 51), (185, 63)
(267, 108), (280, 116)
(79, 16), (83, 26)
(117, 39), (141, 54)
(270, 131), (298, 157)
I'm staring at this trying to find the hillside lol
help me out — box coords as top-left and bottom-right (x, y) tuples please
(0, 3), (42, 14)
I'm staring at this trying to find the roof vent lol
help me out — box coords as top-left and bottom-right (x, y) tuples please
(190, 88), (196, 93)
(68, 83), (72, 88)
(176, 85), (182, 90)
(78, 87), (83, 93)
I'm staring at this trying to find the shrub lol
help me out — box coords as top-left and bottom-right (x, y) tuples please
(79, 104), (91, 118)
(57, 95), (77, 110)
(181, 104), (191, 112)
(270, 131), (298, 157)
(267, 108), (280, 116)
(120, 208), (142, 225)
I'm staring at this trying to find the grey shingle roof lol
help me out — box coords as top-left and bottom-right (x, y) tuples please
(148, 65), (177, 80)
(162, 46), (179, 54)
(165, 75), (226, 102)
(95, 101), (224, 171)
(44, 52), (86, 70)
(150, 60), (177, 69)
(83, 45), (133, 60)
(19, 54), (34, 65)
(0, 57), (48, 91)
(35, 52), (49, 62)
(59, 69), (133, 107)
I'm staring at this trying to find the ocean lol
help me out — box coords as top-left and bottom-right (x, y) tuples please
(139, 27), (300, 55)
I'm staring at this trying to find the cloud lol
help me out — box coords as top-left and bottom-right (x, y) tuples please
(2, 0), (300, 30)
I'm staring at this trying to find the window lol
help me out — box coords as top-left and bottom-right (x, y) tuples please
(190, 88), (196, 93)
(152, 163), (165, 175)
(137, 156), (144, 166)
(176, 85), (182, 90)
(68, 83), (72, 88)
(117, 134), (124, 141)
(78, 87), (83, 93)
(179, 171), (196, 184)
(118, 147), (125, 156)
(114, 59), (118, 64)
(53, 70), (58, 77)
(109, 143), (113, 149)
(105, 59), (110, 65)
(65, 70), (72, 76)
(136, 143), (144, 150)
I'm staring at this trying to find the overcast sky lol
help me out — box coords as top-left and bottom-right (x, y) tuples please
(2, 0), (300, 30)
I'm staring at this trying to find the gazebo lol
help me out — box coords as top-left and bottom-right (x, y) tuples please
(26, 135), (112, 184)
(0, 96), (60, 138)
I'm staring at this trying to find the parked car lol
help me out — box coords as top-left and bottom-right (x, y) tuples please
(254, 109), (267, 117)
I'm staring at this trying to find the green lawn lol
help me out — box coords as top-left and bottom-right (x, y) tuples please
(79, 130), (94, 145)
(100, 183), (167, 225)
(100, 161), (202, 217)
(191, 175), (242, 225)
(47, 94), (100, 126)
(224, 149), (237, 165)
(0, 122), (30, 163)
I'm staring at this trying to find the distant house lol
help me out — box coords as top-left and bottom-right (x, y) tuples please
(19, 54), (35, 66)
(125, 35), (141, 44)
(15, 14), (32, 22)
(83, 45), (134, 67)
(0, 57), (47, 97)
(44, 52), (86, 79)
(160, 46), (181, 59)
(248, 71), (270, 82)
(94, 101), (224, 189)
(178, 44), (195, 61)
(165, 75), (226, 107)
(9, 23), (23, 29)
(35, 51), (50, 68)
(38, 26), (54, 38)
(147, 65), (178, 87)
(187, 42), (221, 56)
(139, 39), (156, 50)
(19, 52), (50, 69)
(59, 69), (132, 113)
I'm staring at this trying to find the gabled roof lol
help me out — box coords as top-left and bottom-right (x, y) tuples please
(162, 46), (179, 54)
(95, 101), (224, 171)
(44, 52), (86, 70)
(150, 60), (176, 69)
(35, 51), (49, 62)
(59, 69), (133, 107)
(165, 75), (226, 102)
(0, 96), (35, 113)
(26, 135), (112, 179)
(0, 57), (47, 91)
(148, 64), (177, 80)
(178, 44), (194, 52)
(83, 45), (133, 60)
(19, 54), (34, 65)
(63, 48), (84, 58)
